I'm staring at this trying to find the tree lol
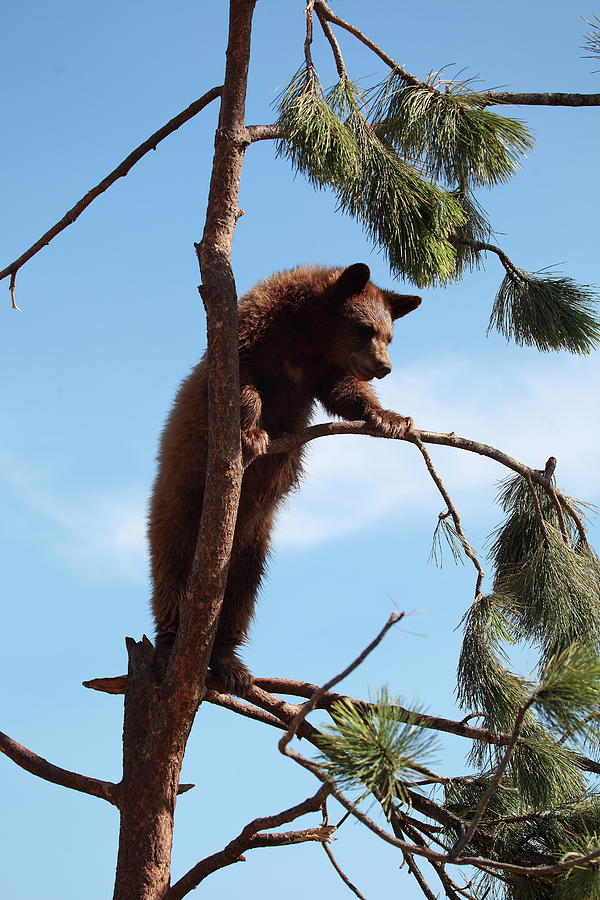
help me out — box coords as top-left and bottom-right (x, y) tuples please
(1, 2), (600, 898)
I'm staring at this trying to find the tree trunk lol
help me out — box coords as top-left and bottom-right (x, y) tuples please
(111, 2), (256, 896)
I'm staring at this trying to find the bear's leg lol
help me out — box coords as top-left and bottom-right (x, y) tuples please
(210, 521), (271, 696)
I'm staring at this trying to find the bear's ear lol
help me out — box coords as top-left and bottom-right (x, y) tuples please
(336, 263), (371, 298)
(385, 292), (422, 320)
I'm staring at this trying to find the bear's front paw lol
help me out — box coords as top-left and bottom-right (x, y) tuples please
(210, 656), (253, 697)
(242, 426), (270, 464)
(365, 409), (413, 439)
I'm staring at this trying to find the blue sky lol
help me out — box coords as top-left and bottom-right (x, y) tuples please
(1, 1), (599, 897)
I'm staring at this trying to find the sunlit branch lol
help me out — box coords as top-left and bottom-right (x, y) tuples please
(0, 730), (118, 805)
(0, 86), (222, 298)
(481, 91), (600, 107)
(165, 785), (330, 899)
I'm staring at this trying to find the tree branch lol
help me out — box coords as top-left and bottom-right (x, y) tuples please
(410, 432), (485, 596)
(0, 730), (118, 805)
(322, 842), (368, 900)
(315, 4), (346, 79)
(250, 678), (600, 777)
(481, 91), (600, 107)
(165, 785), (330, 899)
(83, 671), (600, 777)
(0, 87), (222, 294)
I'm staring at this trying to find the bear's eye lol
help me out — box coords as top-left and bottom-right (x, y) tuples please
(357, 324), (375, 340)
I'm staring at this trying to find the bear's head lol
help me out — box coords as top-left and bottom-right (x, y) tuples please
(328, 263), (421, 381)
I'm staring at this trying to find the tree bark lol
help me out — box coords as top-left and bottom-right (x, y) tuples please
(111, 2), (256, 897)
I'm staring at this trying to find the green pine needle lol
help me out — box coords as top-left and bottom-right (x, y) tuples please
(512, 725), (587, 808)
(372, 76), (534, 187)
(584, 16), (600, 64)
(317, 688), (439, 813)
(450, 189), (493, 276)
(457, 594), (531, 739)
(491, 473), (591, 575)
(429, 514), (467, 566)
(554, 831), (600, 899)
(536, 644), (600, 740)
(276, 67), (361, 187)
(488, 269), (600, 354)
(276, 70), (465, 287)
(497, 524), (600, 665)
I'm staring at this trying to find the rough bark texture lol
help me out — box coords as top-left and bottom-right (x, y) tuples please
(111, 3), (256, 897)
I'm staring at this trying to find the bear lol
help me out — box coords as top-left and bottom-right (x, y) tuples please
(148, 263), (421, 694)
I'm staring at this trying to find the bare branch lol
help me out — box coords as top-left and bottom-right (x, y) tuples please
(246, 123), (280, 142)
(9, 272), (20, 310)
(83, 671), (600, 777)
(558, 494), (589, 546)
(0, 730), (118, 805)
(248, 826), (333, 848)
(315, 4), (346, 79)
(206, 689), (290, 731)
(165, 785), (330, 899)
(410, 433), (484, 596)
(83, 675), (127, 694)
(322, 842), (369, 900)
(279, 613), (403, 752)
(304, 0), (316, 70)
(481, 91), (600, 107)
(450, 236), (526, 281)
(0, 86), (222, 294)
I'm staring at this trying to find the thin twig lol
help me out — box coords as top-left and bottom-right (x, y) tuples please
(449, 697), (535, 859)
(403, 852), (439, 900)
(0, 86), (222, 292)
(557, 494), (588, 546)
(314, 0), (422, 86)
(315, 4), (346, 78)
(0, 730), (118, 805)
(400, 819), (457, 900)
(322, 843), (368, 900)
(410, 432), (484, 596)
(9, 272), (20, 310)
(279, 613), (403, 752)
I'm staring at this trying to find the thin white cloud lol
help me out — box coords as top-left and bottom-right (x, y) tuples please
(0, 453), (148, 580)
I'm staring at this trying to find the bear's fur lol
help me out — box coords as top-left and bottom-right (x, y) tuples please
(149, 263), (421, 694)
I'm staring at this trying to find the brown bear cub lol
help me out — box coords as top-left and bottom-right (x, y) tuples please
(149, 263), (421, 694)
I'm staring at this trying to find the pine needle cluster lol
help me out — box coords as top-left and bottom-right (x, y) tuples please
(277, 69), (464, 286)
(488, 270), (600, 354)
(316, 689), (438, 813)
(457, 472), (600, 808)
(446, 782), (600, 899)
(373, 76), (533, 187)
(276, 55), (600, 350)
(584, 15), (600, 65)
(450, 189), (493, 276)
(429, 514), (468, 566)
